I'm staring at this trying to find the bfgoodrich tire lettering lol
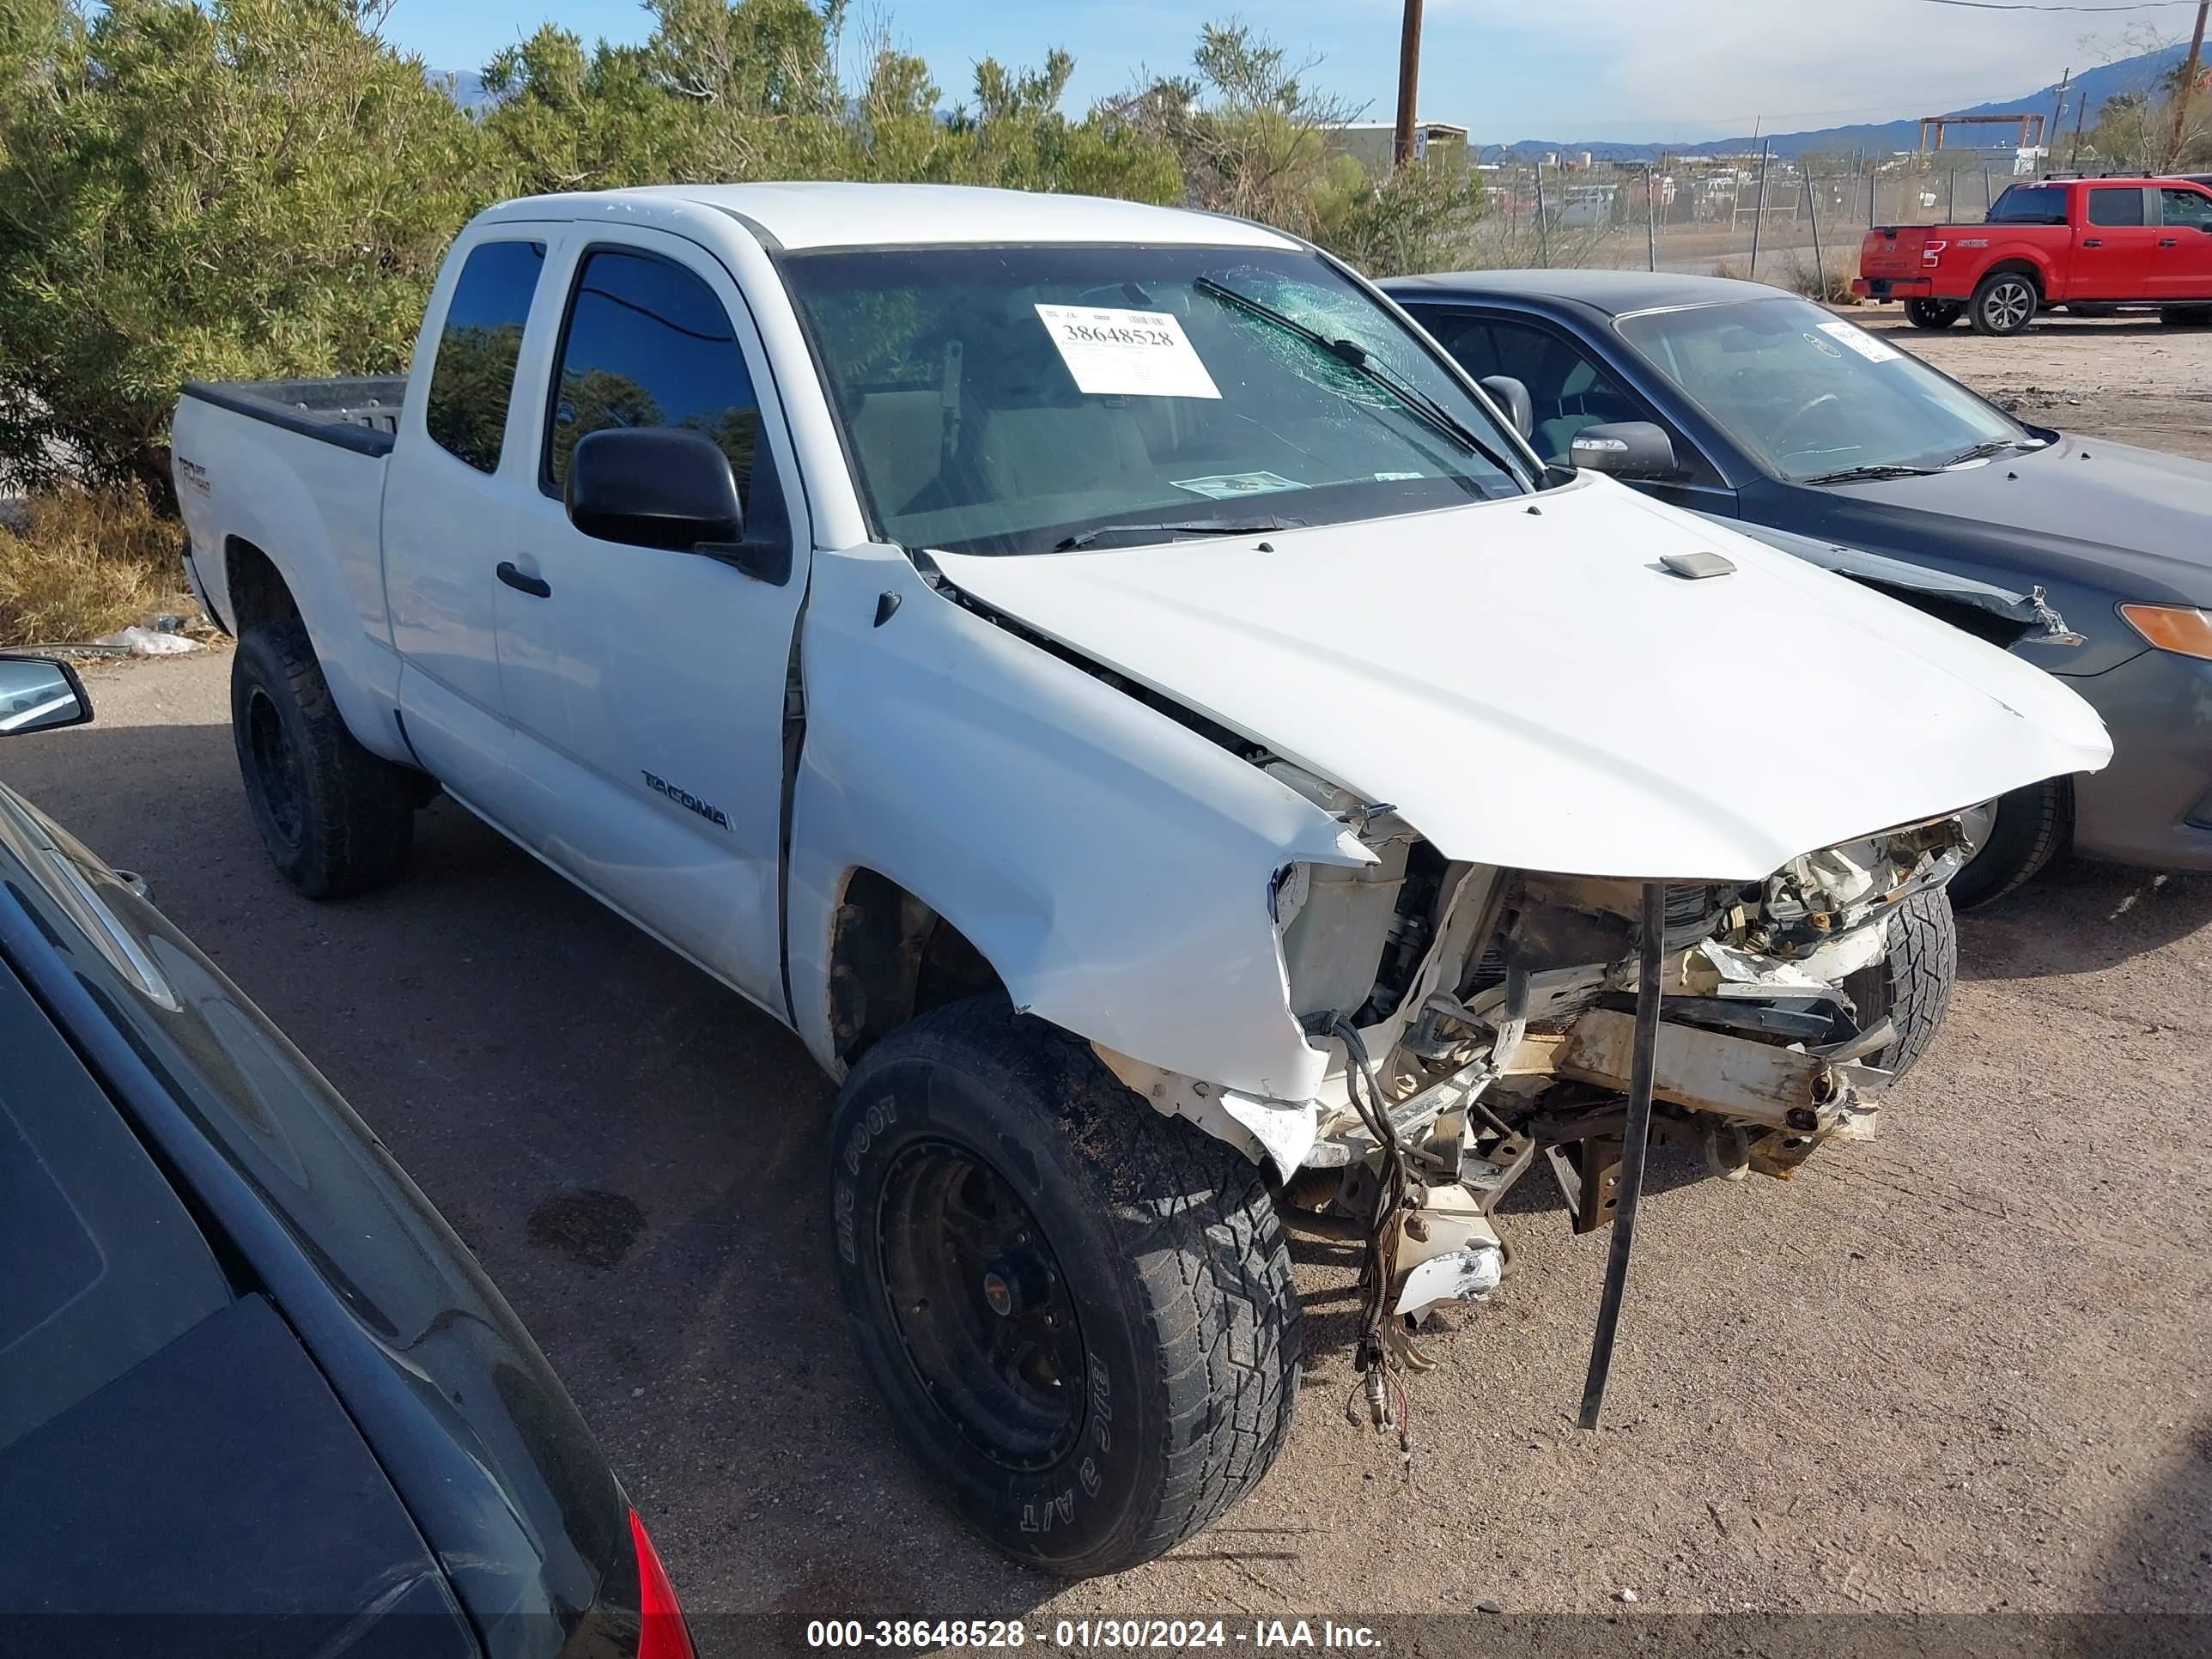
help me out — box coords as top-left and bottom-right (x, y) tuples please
(829, 996), (1301, 1577)
(231, 617), (419, 899)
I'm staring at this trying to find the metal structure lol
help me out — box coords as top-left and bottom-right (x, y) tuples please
(1917, 112), (2045, 152)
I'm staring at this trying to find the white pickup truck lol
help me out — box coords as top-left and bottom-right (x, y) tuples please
(172, 183), (2109, 1577)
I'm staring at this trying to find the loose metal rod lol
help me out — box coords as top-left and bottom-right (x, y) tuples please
(1577, 879), (1665, 1431)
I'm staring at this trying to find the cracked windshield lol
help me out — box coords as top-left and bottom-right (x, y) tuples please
(782, 244), (1529, 555)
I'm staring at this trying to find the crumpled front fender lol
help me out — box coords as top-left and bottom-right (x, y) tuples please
(787, 542), (1366, 1102)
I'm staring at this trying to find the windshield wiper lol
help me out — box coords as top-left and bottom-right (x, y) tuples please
(1190, 277), (1520, 480)
(1799, 462), (1945, 486)
(1054, 517), (1300, 551)
(1936, 437), (2042, 468)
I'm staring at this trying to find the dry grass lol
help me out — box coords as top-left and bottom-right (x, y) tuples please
(1781, 255), (1859, 306)
(0, 486), (184, 647)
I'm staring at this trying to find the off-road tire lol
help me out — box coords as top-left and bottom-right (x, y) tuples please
(1969, 270), (2039, 336)
(1845, 888), (1957, 1084)
(1904, 298), (1962, 330)
(1948, 776), (2071, 913)
(231, 617), (418, 899)
(828, 995), (1301, 1577)
(2159, 304), (2212, 328)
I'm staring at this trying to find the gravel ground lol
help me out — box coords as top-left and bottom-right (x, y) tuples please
(4, 319), (2209, 1655)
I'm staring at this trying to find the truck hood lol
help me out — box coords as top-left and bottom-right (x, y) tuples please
(930, 476), (2112, 882)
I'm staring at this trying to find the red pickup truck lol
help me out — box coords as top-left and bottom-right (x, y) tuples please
(1852, 175), (2212, 335)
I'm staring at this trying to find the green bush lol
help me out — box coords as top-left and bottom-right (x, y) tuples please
(0, 0), (478, 501)
(0, 0), (1478, 510)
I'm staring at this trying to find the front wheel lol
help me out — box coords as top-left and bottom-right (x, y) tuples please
(829, 997), (1301, 1577)
(1904, 297), (1962, 330)
(1844, 888), (1957, 1083)
(1969, 271), (2039, 336)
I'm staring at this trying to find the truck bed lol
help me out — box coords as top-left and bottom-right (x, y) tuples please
(179, 377), (407, 457)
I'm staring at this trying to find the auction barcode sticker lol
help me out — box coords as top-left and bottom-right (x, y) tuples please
(1815, 319), (1903, 364)
(1035, 304), (1222, 398)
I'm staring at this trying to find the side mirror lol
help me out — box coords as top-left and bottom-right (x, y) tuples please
(565, 428), (742, 551)
(0, 653), (92, 737)
(1477, 374), (1534, 441)
(1570, 421), (1680, 480)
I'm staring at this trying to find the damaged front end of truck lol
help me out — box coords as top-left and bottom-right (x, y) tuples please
(1098, 761), (1966, 1413)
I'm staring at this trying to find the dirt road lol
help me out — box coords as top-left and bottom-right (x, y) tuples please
(4, 320), (2208, 1654)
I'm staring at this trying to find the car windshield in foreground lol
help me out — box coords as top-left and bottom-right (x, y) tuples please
(780, 243), (1530, 556)
(1613, 296), (2043, 484)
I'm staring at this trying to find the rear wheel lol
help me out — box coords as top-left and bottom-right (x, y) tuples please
(1904, 298), (1962, 330)
(829, 997), (1301, 1577)
(231, 617), (419, 899)
(1948, 776), (2071, 912)
(1844, 888), (1957, 1083)
(2160, 304), (2212, 327)
(1969, 271), (2039, 336)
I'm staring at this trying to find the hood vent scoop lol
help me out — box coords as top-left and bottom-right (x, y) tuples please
(1661, 550), (1735, 580)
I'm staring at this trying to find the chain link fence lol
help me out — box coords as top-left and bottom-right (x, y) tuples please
(1452, 152), (2038, 295)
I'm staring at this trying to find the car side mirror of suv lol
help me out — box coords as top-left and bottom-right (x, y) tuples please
(565, 428), (744, 551)
(0, 653), (93, 737)
(1570, 421), (1680, 481)
(1477, 374), (1534, 441)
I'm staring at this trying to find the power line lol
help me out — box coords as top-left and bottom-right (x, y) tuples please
(1916, 1), (2196, 13)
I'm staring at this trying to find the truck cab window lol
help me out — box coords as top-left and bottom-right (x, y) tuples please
(423, 240), (546, 474)
(544, 248), (759, 497)
(2085, 187), (2146, 228)
(2160, 187), (2212, 233)
(1985, 185), (2066, 226)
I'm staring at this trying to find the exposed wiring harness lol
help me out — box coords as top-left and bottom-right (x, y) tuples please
(1330, 1014), (1419, 1482)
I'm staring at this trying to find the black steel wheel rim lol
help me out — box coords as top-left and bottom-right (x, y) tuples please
(245, 686), (304, 848)
(876, 1138), (1086, 1472)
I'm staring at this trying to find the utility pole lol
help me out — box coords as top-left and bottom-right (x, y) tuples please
(1748, 137), (1771, 277)
(1645, 165), (1659, 271)
(2170, 1), (2209, 170)
(2069, 79), (2089, 168)
(1393, 0), (1425, 169)
(2048, 66), (2069, 172)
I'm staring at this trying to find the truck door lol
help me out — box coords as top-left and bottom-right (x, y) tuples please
(383, 232), (559, 810)
(493, 228), (808, 1018)
(2072, 185), (2160, 298)
(2154, 185), (2212, 300)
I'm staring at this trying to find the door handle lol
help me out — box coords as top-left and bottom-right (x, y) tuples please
(495, 561), (550, 599)
(2160, 237), (2179, 247)
(2081, 238), (2102, 247)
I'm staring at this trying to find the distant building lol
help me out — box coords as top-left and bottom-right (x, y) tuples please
(1327, 120), (1470, 176)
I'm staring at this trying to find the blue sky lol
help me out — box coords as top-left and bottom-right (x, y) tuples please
(378, 0), (2159, 143)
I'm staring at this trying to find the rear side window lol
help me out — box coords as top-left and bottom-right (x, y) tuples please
(424, 240), (548, 474)
(1985, 185), (2067, 225)
(2085, 187), (2147, 228)
(2161, 186), (2212, 233)
(543, 247), (759, 495)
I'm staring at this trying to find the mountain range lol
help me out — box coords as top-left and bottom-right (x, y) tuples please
(1486, 43), (2187, 161)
